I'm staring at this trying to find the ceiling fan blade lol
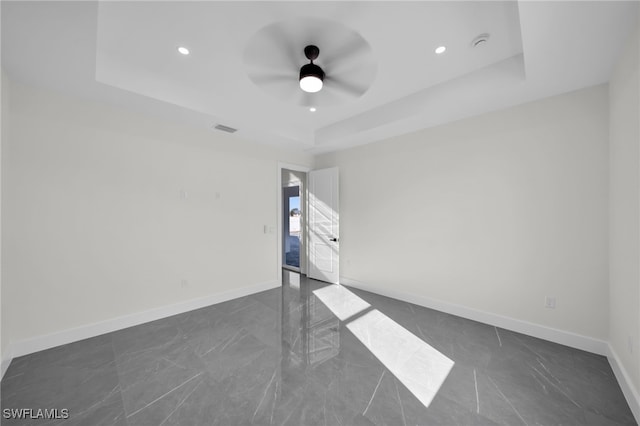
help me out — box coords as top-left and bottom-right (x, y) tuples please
(261, 25), (300, 70)
(324, 59), (370, 84)
(246, 70), (298, 103)
(321, 35), (370, 72)
(244, 22), (301, 80)
(324, 75), (369, 98)
(250, 73), (295, 86)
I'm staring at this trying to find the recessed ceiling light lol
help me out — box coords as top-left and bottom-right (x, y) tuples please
(435, 46), (446, 55)
(177, 46), (190, 55)
(309, 107), (317, 112)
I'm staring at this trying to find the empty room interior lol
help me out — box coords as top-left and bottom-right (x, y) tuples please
(1, 1), (640, 425)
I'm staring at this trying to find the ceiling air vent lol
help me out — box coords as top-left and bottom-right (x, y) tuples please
(471, 33), (490, 48)
(213, 124), (238, 133)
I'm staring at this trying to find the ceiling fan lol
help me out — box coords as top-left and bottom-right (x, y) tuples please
(299, 45), (324, 93)
(244, 18), (377, 108)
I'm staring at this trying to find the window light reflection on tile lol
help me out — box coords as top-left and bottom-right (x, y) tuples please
(288, 271), (300, 289)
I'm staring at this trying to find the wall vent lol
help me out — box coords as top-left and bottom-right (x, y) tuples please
(214, 124), (238, 133)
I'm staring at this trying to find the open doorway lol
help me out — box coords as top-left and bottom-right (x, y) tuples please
(282, 168), (307, 273)
(283, 185), (301, 269)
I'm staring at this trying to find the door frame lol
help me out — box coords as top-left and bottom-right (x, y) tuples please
(277, 162), (311, 285)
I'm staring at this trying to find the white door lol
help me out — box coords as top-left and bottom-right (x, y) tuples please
(308, 167), (339, 284)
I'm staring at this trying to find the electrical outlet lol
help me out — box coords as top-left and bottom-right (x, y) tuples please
(544, 296), (556, 309)
(181, 280), (189, 288)
(179, 189), (188, 200)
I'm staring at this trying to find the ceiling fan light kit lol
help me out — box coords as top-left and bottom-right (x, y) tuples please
(299, 45), (325, 93)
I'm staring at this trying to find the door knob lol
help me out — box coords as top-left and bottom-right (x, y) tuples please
(329, 237), (338, 242)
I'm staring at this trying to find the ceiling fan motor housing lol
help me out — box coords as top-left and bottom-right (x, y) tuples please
(304, 45), (320, 61)
(299, 62), (325, 81)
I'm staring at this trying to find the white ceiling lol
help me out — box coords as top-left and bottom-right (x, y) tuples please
(2, 1), (637, 153)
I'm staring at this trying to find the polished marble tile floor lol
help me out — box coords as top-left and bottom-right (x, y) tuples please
(1, 270), (636, 425)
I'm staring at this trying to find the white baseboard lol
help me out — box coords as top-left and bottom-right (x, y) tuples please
(608, 344), (640, 423)
(339, 276), (608, 356)
(7, 280), (279, 361)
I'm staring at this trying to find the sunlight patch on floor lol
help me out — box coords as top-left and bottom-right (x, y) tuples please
(313, 284), (454, 408)
(347, 309), (454, 408)
(313, 285), (371, 321)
